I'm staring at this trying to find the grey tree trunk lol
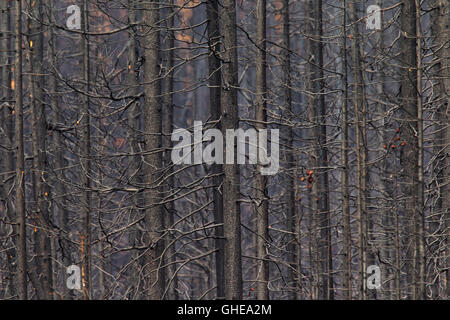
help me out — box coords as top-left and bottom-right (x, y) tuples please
(206, 0), (225, 300)
(28, 0), (53, 299)
(430, 0), (449, 300)
(14, 0), (27, 300)
(350, 0), (368, 300)
(163, 0), (178, 300)
(126, 0), (145, 300)
(143, 0), (165, 299)
(220, 0), (243, 300)
(281, 0), (297, 300)
(306, 0), (332, 300)
(414, 0), (425, 300)
(340, 0), (351, 300)
(255, 0), (269, 300)
(49, 0), (71, 299)
(399, 0), (422, 299)
(80, 0), (92, 299)
(0, 0), (17, 300)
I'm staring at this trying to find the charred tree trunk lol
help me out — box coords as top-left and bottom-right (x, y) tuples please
(163, 0), (178, 300)
(14, 0), (27, 300)
(220, 0), (243, 300)
(340, 0), (351, 300)
(0, 0), (17, 299)
(49, 0), (71, 299)
(350, 0), (368, 300)
(27, 0), (53, 299)
(143, 0), (165, 299)
(399, 0), (422, 299)
(281, 0), (297, 300)
(430, 0), (449, 300)
(126, 0), (146, 300)
(206, 0), (225, 300)
(80, 0), (92, 299)
(306, 0), (332, 300)
(255, 0), (269, 300)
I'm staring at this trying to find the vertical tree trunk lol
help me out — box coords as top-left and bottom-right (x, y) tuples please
(316, 1), (333, 300)
(414, 0), (425, 300)
(80, 0), (92, 299)
(27, 0), (53, 299)
(281, 0), (297, 300)
(305, 0), (317, 298)
(255, 0), (269, 300)
(220, 0), (243, 300)
(430, 0), (449, 300)
(0, 0), (17, 299)
(373, 0), (391, 300)
(340, 0), (351, 300)
(350, 0), (367, 300)
(163, 0), (178, 300)
(143, 0), (165, 299)
(307, 0), (332, 300)
(206, 0), (225, 300)
(126, 0), (145, 300)
(399, 0), (419, 300)
(14, 0), (27, 300)
(49, 0), (71, 299)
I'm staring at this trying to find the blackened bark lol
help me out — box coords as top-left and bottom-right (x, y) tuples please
(14, 0), (27, 300)
(28, 0), (53, 299)
(143, 0), (165, 299)
(220, 0), (243, 300)
(255, 0), (269, 300)
(207, 0), (225, 300)
(399, 0), (419, 299)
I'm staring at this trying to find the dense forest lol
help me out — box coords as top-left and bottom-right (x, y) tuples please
(0, 0), (448, 300)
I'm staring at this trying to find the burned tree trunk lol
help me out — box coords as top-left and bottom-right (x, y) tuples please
(220, 0), (243, 300)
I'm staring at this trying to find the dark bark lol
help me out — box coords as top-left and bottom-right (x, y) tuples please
(80, 0), (92, 299)
(341, 0), (351, 300)
(350, 0), (368, 300)
(255, 0), (269, 300)
(0, 0), (16, 299)
(220, 0), (243, 300)
(281, 0), (297, 300)
(27, 0), (53, 299)
(399, 0), (422, 299)
(306, 0), (332, 300)
(207, 0), (225, 300)
(14, 0), (28, 300)
(163, 0), (178, 300)
(430, 0), (449, 299)
(143, 0), (165, 299)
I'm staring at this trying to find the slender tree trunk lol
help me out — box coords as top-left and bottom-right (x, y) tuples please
(307, 0), (332, 300)
(27, 0), (53, 299)
(126, 0), (145, 300)
(220, 0), (243, 300)
(255, 0), (269, 300)
(414, 0), (425, 300)
(350, 0), (367, 300)
(143, 0), (165, 299)
(430, 0), (449, 300)
(80, 0), (92, 299)
(0, 0), (17, 299)
(206, 0), (225, 300)
(49, 0), (71, 299)
(305, 0), (317, 298)
(163, 0), (178, 300)
(340, 0), (351, 300)
(399, 0), (419, 300)
(373, 0), (391, 300)
(281, 0), (297, 300)
(14, 0), (27, 300)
